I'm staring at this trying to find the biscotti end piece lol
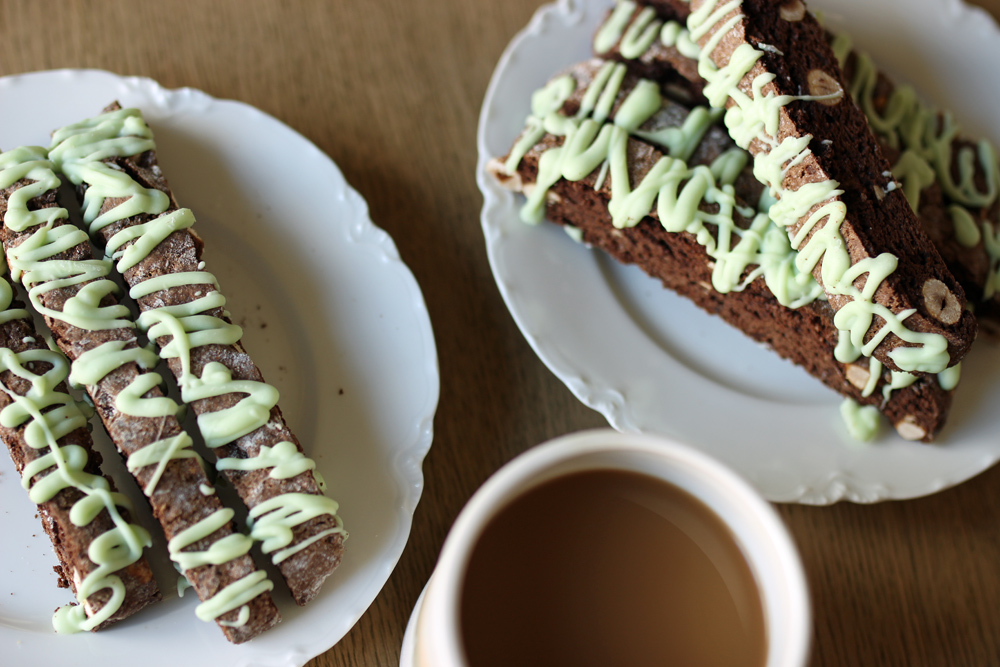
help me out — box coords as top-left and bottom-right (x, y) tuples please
(0, 273), (161, 632)
(687, 0), (977, 374)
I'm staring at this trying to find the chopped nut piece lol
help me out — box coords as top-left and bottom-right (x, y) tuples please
(845, 364), (871, 390)
(807, 69), (843, 105)
(922, 278), (962, 325)
(895, 415), (927, 441)
(779, 0), (806, 21)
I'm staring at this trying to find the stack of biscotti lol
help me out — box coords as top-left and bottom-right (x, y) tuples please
(677, 0), (978, 373)
(489, 58), (954, 440)
(0, 271), (160, 632)
(0, 103), (346, 640)
(0, 146), (281, 642)
(489, 0), (991, 441)
(49, 103), (345, 607)
(595, 0), (1000, 334)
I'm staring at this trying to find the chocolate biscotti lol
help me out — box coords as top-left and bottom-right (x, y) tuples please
(489, 58), (955, 441)
(0, 146), (280, 643)
(49, 105), (346, 606)
(830, 30), (1000, 334)
(595, 1), (1000, 336)
(0, 272), (161, 632)
(685, 0), (976, 375)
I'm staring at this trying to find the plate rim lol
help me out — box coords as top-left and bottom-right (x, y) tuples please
(0, 67), (440, 666)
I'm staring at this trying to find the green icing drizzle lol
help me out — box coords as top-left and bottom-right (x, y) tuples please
(69, 340), (162, 384)
(595, 2), (701, 60)
(634, 104), (721, 163)
(181, 361), (278, 449)
(602, 6), (1000, 319)
(839, 398), (880, 441)
(168, 507), (253, 570)
(892, 150), (935, 212)
(564, 224), (585, 243)
(881, 369), (918, 403)
(619, 5), (662, 59)
(861, 358), (881, 398)
(660, 20), (701, 59)
(216, 440), (316, 479)
(193, 571), (273, 625)
(248, 493), (345, 564)
(218, 605), (251, 628)
(948, 205), (982, 248)
(177, 572), (194, 598)
(983, 221), (1000, 299)
(129, 270), (219, 299)
(107, 208), (196, 273)
(594, 1), (636, 54)
(938, 362), (962, 391)
(139, 302), (243, 370)
(126, 433), (199, 496)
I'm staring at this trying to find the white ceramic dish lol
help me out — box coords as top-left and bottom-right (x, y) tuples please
(407, 429), (809, 667)
(476, 0), (1000, 504)
(399, 584), (427, 667)
(0, 70), (439, 666)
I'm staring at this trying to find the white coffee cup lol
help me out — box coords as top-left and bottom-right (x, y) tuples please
(402, 429), (811, 667)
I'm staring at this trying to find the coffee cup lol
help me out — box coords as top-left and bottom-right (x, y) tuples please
(401, 429), (810, 667)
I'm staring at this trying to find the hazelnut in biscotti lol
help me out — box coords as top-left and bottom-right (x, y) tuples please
(686, 0), (977, 374)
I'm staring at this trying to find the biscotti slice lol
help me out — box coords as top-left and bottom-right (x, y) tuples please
(684, 0), (976, 375)
(50, 105), (346, 606)
(0, 145), (280, 643)
(489, 59), (954, 441)
(830, 31), (1000, 334)
(0, 274), (160, 631)
(595, 3), (1000, 336)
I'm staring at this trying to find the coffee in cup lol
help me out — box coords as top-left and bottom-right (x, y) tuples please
(403, 429), (810, 667)
(460, 467), (767, 666)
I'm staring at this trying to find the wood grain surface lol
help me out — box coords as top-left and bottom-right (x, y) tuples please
(2, 1), (1000, 665)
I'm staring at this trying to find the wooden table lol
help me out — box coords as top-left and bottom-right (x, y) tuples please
(2, 1), (1000, 665)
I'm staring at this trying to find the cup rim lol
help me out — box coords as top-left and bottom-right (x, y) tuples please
(424, 428), (812, 667)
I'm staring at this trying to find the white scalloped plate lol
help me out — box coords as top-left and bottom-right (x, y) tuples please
(477, 0), (1000, 504)
(0, 70), (439, 666)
